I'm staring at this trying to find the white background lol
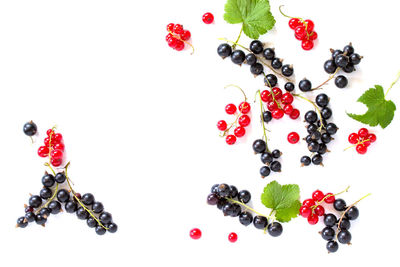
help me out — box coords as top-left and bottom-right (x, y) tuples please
(0, 0), (399, 266)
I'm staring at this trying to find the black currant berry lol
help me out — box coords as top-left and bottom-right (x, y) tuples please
(331, 49), (343, 60)
(211, 184), (219, 194)
(261, 152), (273, 164)
(321, 133), (332, 144)
(321, 107), (332, 120)
(321, 227), (335, 241)
(284, 82), (295, 92)
(249, 40), (264, 54)
(238, 190), (251, 204)
(217, 184), (230, 198)
(323, 60), (337, 74)
(217, 198), (228, 210)
(95, 225), (106, 235)
(99, 212), (113, 224)
(245, 53), (257, 65)
(40, 187), (52, 199)
(343, 44), (354, 55)
(334, 199), (347, 211)
(305, 135), (313, 144)
(307, 124), (318, 134)
(17, 216), (28, 228)
(57, 189), (70, 203)
(308, 141), (320, 153)
(250, 63), (264, 75)
(29, 195), (42, 208)
(345, 206), (359, 220)
(339, 218), (351, 230)
(35, 214), (47, 225)
(207, 193), (219, 205)
(300, 156), (311, 166)
(310, 131), (321, 141)
(299, 79), (312, 92)
(335, 75), (348, 88)
(337, 229), (352, 244)
(267, 222), (283, 237)
(315, 93), (329, 107)
(76, 207), (89, 220)
(312, 154), (323, 165)
(305, 110), (318, 123)
(318, 143), (328, 154)
(260, 166), (271, 178)
(263, 48), (275, 60)
(334, 54), (349, 68)
(324, 213), (337, 227)
(270, 161), (281, 172)
(229, 185), (238, 198)
(23, 121), (37, 136)
(87, 217), (98, 228)
(231, 50), (246, 65)
(263, 111), (272, 123)
(239, 211), (253, 226)
(25, 211), (36, 222)
(107, 223), (118, 233)
(42, 174), (55, 187)
(65, 200), (78, 213)
(55, 172), (66, 183)
(326, 123), (338, 135)
(81, 193), (95, 205)
(264, 74), (278, 87)
(326, 240), (339, 253)
(48, 201), (62, 214)
(253, 139), (266, 154)
(343, 63), (355, 73)
(281, 64), (293, 76)
(39, 208), (51, 217)
(231, 204), (242, 217)
(253, 216), (268, 229)
(271, 149), (281, 159)
(271, 58), (282, 69)
(350, 53), (361, 65)
(217, 43), (232, 58)
(92, 202), (104, 213)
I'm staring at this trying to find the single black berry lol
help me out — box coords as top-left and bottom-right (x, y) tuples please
(299, 79), (312, 92)
(305, 110), (318, 123)
(335, 75), (348, 88)
(301, 156), (311, 166)
(253, 139), (266, 154)
(231, 50), (246, 65)
(48, 201), (62, 214)
(263, 48), (275, 60)
(229, 185), (238, 198)
(271, 58), (282, 69)
(343, 44), (354, 55)
(217, 184), (230, 198)
(23, 121), (37, 136)
(211, 184), (219, 194)
(321, 227), (335, 241)
(95, 225), (106, 235)
(307, 124), (318, 134)
(81, 193), (95, 205)
(245, 53), (257, 65)
(217, 43), (232, 58)
(17, 216), (28, 228)
(326, 240), (339, 253)
(267, 222), (283, 237)
(334, 54), (349, 68)
(40, 187), (52, 199)
(339, 218), (351, 230)
(65, 200), (78, 213)
(29, 195), (42, 208)
(324, 60), (337, 74)
(324, 213), (337, 227)
(271, 149), (281, 159)
(264, 74), (278, 87)
(260, 166), (271, 177)
(337, 229), (352, 244)
(239, 211), (253, 226)
(87, 217), (98, 228)
(35, 214), (47, 225)
(57, 189), (70, 203)
(345, 206), (359, 220)
(321, 133), (332, 143)
(263, 111), (272, 123)
(284, 82), (295, 92)
(76, 207), (89, 220)
(270, 161), (281, 172)
(238, 190), (251, 204)
(315, 93), (329, 107)
(310, 131), (321, 141)
(249, 40), (264, 54)
(321, 107), (332, 120)
(350, 53), (361, 65)
(326, 123), (338, 135)
(42, 174), (55, 187)
(92, 202), (104, 213)
(253, 216), (268, 229)
(261, 152), (273, 164)
(55, 172), (66, 183)
(331, 49), (343, 60)
(281, 64), (293, 76)
(99, 212), (113, 224)
(318, 143), (328, 154)
(312, 154), (323, 165)
(250, 63), (264, 75)
(334, 199), (347, 211)
(107, 223), (118, 233)
(343, 63), (355, 73)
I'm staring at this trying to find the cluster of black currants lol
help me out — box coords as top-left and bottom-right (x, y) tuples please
(252, 139), (282, 177)
(301, 93), (338, 166)
(217, 40), (294, 78)
(321, 198), (359, 253)
(207, 184), (283, 237)
(16, 171), (117, 235)
(324, 43), (362, 88)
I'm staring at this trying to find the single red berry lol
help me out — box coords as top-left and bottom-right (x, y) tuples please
(217, 120), (228, 131)
(356, 143), (367, 154)
(75, 193), (82, 200)
(288, 18), (300, 29)
(25, 206), (34, 213)
(238, 115), (251, 127)
(50, 157), (62, 167)
(190, 228), (202, 240)
(46, 129), (54, 136)
(165, 33), (173, 41)
(44, 137), (52, 147)
(281, 92), (294, 104)
(299, 205), (311, 218)
(301, 40), (314, 50)
(287, 132), (300, 144)
(302, 198), (315, 208)
(289, 109), (300, 119)
(167, 37), (178, 48)
(363, 140), (371, 147)
(283, 104), (293, 115)
(294, 26), (306, 39)
(272, 87), (282, 99)
(309, 31), (318, 40)
(234, 126), (246, 138)
(260, 90), (272, 102)
(37, 146), (49, 157)
(314, 205), (325, 216)
(348, 133), (359, 144)
(358, 128), (369, 138)
(180, 30), (191, 41)
(202, 12), (214, 24)
(228, 232), (238, 243)
(368, 133), (376, 142)
(324, 193), (335, 204)
(50, 149), (63, 160)
(225, 104), (237, 115)
(238, 102), (251, 114)
(53, 133), (63, 143)
(166, 23), (175, 32)
(225, 135), (236, 145)
(53, 143), (65, 152)
(294, 32), (306, 41)
(267, 101), (278, 111)
(307, 213), (319, 225)
(173, 24), (183, 34)
(304, 19), (314, 32)
(175, 40), (185, 51)
(312, 190), (324, 201)
(271, 109), (284, 119)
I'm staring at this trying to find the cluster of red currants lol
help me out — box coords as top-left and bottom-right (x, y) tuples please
(165, 23), (191, 51)
(348, 128), (376, 154)
(299, 190), (335, 225)
(37, 129), (65, 167)
(288, 18), (317, 51)
(261, 87), (299, 120)
(217, 101), (251, 145)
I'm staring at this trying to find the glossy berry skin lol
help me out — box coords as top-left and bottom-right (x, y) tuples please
(231, 50), (246, 65)
(335, 75), (348, 88)
(267, 222), (283, 237)
(50, 157), (62, 167)
(225, 104), (237, 115)
(307, 213), (319, 225)
(87, 217), (98, 228)
(202, 12), (214, 24)
(48, 201), (62, 214)
(180, 30), (191, 41)
(312, 154), (323, 165)
(321, 227), (335, 241)
(173, 24), (183, 34)
(253, 216), (268, 229)
(326, 240), (339, 253)
(294, 26), (306, 39)
(284, 82), (295, 92)
(17, 216), (28, 228)
(299, 205), (311, 218)
(95, 225), (106, 235)
(334, 54), (349, 68)
(272, 109), (284, 119)
(29, 195), (42, 208)
(316, 93), (329, 107)
(288, 18), (300, 29)
(228, 232), (238, 243)
(271, 149), (281, 159)
(253, 139), (266, 153)
(166, 23), (174, 32)
(226, 134), (237, 144)
(334, 199), (347, 211)
(305, 111), (318, 123)
(270, 161), (281, 172)
(337, 230), (352, 244)
(326, 123), (338, 135)
(217, 198), (228, 210)
(54, 172), (66, 183)
(283, 104), (293, 115)
(281, 64), (293, 77)
(343, 63), (355, 73)
(25, 212), (36, 222)
(299, 79), (312, 92)
(261, 152), (273, 164)
(57, 189), (70, 203)
(368, 133), (377, 142)
(107, 223), (118, 233)
(92, 202), (105, 213)
(312, 190), (325, 201)
(304, 19), (314, 31)
(234, 126), (246, 138)
(65, 201), (78, 213)
(211, 184), (219, 194)
(271, 58), (282, 69)
(81, 193), (95, 205)
(303, 198), (315, 208)
(239, 212), (253, 226)
(358, 128), (369, 138)
(356, 144), (367, 154)
(263, 111), (272, 123)
(238, 190), (251, 204)
(167, 37), (178, 48)
(287, 132), (300, 144)
(343, 44), (354, 55)
(301, 156), (311, 166)
(350, 53), (362, 65)
(301, 40), (314, 51)
(217, 43), (232, 58)
(245, 53), (256, 65)
(42, 174), (55, 187)
(217, 184), (230, 197)
(267, 101), (278, 111)
(321, 107), (332, 120)
(324, 60), (337, 74)
(264, 74), (278, 87)
(309, 31), (318, 40)
(314, 205), (325, 216)
(229, 186), (238, 198)
(23, 121), (37, 136)
(250, 63), (264, 75)
(339, 218), (351, 230)
(249, 40), (264, 54)
(260, 166), (271, 178)
(263, 48), (275, 60)
(76, 207), (89, 220)
(207, 193), (219, 205)
(308, 141), (319, 153)
(239, 102), (251, 114)
(348, 133), (359, 144)
(345, 206), (359, 220)
(40, 187), (52, 199)
(290, 109), (300, 119)
(229, 204), (241, 217)
(37, 146), (50, 157)
(190, 228), (202, 239)
(272, 87), (282, 99)
(325, 193), (335, 204)
(324, 213), (337, 227)
(174, 40), (184, 51)
(217, 120), (227, 131)
(281, 93), (293, 104)
(35, 214), (47, 225)
(39, 208), (51, 217)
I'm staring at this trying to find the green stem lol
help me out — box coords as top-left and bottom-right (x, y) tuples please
(35, 183), (59, 215)
(224, 84), (247, 102)
(257, 90), (270, 153)
(311, 67), (341, 90)
(385, 71), (400, 98)
(311, 186), (350, 212)
(293, 93), (325, 131)
(232, 26), (243, 49)
(228, 198), (274, 220)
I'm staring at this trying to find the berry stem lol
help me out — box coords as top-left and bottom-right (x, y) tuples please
(228, 198), (275, 221)
(278, 5), (311, 34)
(35, 183), (59, 215)
(257, 90), (270, 153)
(385, 70), (400, 98)
(168, 30), (195, 55)
(311, 67), (341, 90)
(232, 26), (243, 50)
(293, 93), (325, 130)
(263, 73), (282, 109)
(343, 138), (371, 151)
(224, 84), (248, 102)
(220, 113), (240, 137)
(310, 186), (350, 212)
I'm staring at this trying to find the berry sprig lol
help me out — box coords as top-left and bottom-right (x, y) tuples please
(165, 23), (194, 54)
(279, 5), (317, 51)
(217, 85), (251, 145)
(37, 127), (65, 167)
(207, 184), (283, 237)
(346, 128), (376, 154)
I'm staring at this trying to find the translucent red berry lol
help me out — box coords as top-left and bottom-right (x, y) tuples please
(228, 232), (238, 243)
(50, 149), (63, 160)
(307, 213), (319, 225)
(167, 37), (178, 48)
(312, 190), (324, 201)
(267, 101), (278, 111)
(299, 205), (311, 218)
(302, 199), (315, 208)
(288, 18), (300, 29)
(358, 128), (369, 138)
(190, 228), (202, 240)
(287, 132), (300, 144)
(202, 12), (214, 24)
(272, 87), (282, 99)
(356, 144), (367, 154)
(53, 143), (65, 152)
(283, 104), (293, 115)
(37, 146), (49, 157)
(180, 30), (191, 41)
(175, 40), (185, 51)
(314, 205), (325, 216)
(50, 157), (62, 167)
(324, 193), (335, 204)
(173, 24), (183, 34)
(234, 126), (246, 138)
(167, 23), (175, 32)
(309, 31), (318, 40)
(217, 120), (228, 131)
(271, 109), (284, 119)
(294, 26), (306, 39)
(238, 102), (251, 114)
(367, 133), (376, 142)
(281, 93), (294, 104)
(46, 129), (54, 136)
(304, 19), (314, 32)
(238, 115), (251, 127)
(260, 90), (272, 102)
(348, 133), (359, 144)
(226, 135), (237, 145)
(301, 40), (314, 50)
(53, 133), (63, 143)
(363, 140), (371, 147)
(289, 109), (300, 119)
(225, 104), (237, 115)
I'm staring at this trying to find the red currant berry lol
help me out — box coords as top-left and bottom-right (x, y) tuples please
(288, 18), (300, 29)
(299, 205), (311, 218)
(281, 92), (294, 104)
(358, 128), (369, 138)
(173, 24), (183, 34)
(46, 129), (54, 136)
(238, 115), (251, 127)
(217, 120), (227, 131)
(166, 23), (175, 32)
(287, 132), (300, 144)
(165, 33), (173, 41)
(226, 135), (236, 145)
(289, 109), (300, 119)
(267, 101), (278, 111)
(368, 133), (377, 142)
(75, 193), (82, 200)
(294, 26), (306, 39)
(309, 31), (318, 40)
(301, 40), (314, 50)
(260, 90), (272, 102)
(307, 213), (319, 225)
(44, 137), (52, 147)
(314, 205), (325, 216)
(294, 32), (306, 41)
(356, 143), (367, 154)
(180, 30), (191, 41)
(228, 232), (238, 243)
(302, 199), (315, 208)
(225, 104), (237, 115)
(37, 146), (49, 157)
(234, 126), (246, 138)
(324, 193), (335, 204)
(50, 149), (63, 160)
(175, 40), (185, 51)
(189, 228), (202, 240)
(50, 157), (62, 167)
(348, 133), (359, 144)
(304, 19), (314, 32)
(53, 143), (65, 152)
(53, 133), (63, 143)
(363, 140), (371, 147)
(271, 109), (284, 119)
(283, 104), (293, 115)
(272, 87), (282, 99)
(312, 190), (324, 201)
(238, 102), (251, 114)
(25, 206), (34, 213)
(202, 12), (214, 24)
(167, 37), (178, 48)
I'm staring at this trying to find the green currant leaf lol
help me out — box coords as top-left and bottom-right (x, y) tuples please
(347, 85), (396, 129)
(224, 0), (275, 39)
